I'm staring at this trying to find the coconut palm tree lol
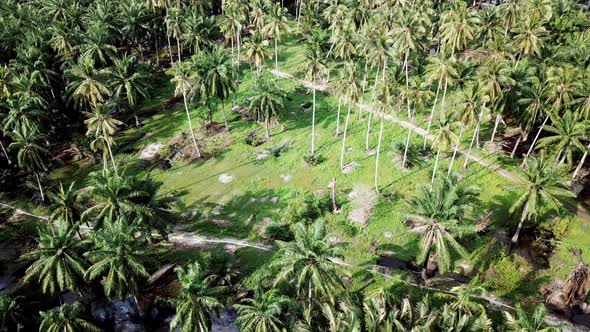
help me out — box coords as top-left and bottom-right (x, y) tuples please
(248, 74), (285, 139)
(449, 83), (483, 174)
(84, 103), (123, 172)
(85, 218), (150, 300)
(119, 0), (150, 61)
(21, 220), (87, 296)
(519, 77), (550, 166)
(77, 24), (117, 65)
(218, 5), (245, 67)
(243, 31), (270, 76)
(439, 2), (480, 55)
(182, 10), (213, 54)
(0, 293), (23, 332)
(536, 110), (590, 164)
(339, 62), (361, 171)
(304, 47), (327, 156)
(200, 47), (237, 129)
(165, 5), (183, 62)
(48, 182), (82, 225)
(170, 61), (200, 157)
(512, 18), (547, 60)
(263, 4), (289, 74)
(108, 54), (150, 111)
(273, 220), (344, 302)
(409, 181), (472, 278)
(546, 65), (581, 114)
(423, 55), (458, 150)
(39, 303), (100, 332)
(9, 122), (48, 201)
(503, 305), (559, 332)
(430, 113), (459, 191)
(509, 157), (575, 244)
(235, 289), (290, 332)
(65, 57), (111, 109)
(477, 59), (514, 143)
(170, 261), (226, 332)
(374, 80), (396, 192)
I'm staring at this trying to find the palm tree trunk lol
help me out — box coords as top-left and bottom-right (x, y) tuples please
(464, 109), (484, 168)
(374, 116), (384, 192)
(154, 34), (159, 66)
(358, 61), (369, 120)
(403, 52), (410, 118)
(511, 203), (528, 244)
(0, 140), (10, 164)
(236, 31), (241, 69)
(207, 99), (213, 124)
(573, 144), (590, 179)
(167, 34), (174, 65)
(264, 116), (270, 139)
(182, 89), (201, 158)
(35, 172), (45, 202)
(106, 139), (118, 174)
(402, 113), (414, 169)
(521, 115), (549, 167)
(424, 79), (441, 150)
(489, 113), (502, 143)
(440, 78), (448, 115)
(102, 152), (108, 175)
(340, 104), (352, 171)
(274, 38), (279, 76)
(448, 125), (465, 176)
(365, 111), (373, 152)
(331, 177), (339, 212)
(311, 78), (317, 155)
(335, 97), (342, 136)
(430, 148), (441, 192)
(510, 134), (522, 158)
(176, 37), (182, 62)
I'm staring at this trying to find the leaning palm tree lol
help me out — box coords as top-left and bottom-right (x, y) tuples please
(85, 218), (150, 302)
(170, 61), (200, 157)
(263, 4), (289, 74)
(9, 122), (48, 201)
(247, 74), (285, 139)
(430, 113), (459, 191)
(235, 289), (290, 332)
(509, 157), (576, 243)
(39, 303), (100, 332)
(84, 104), (123, 173)
(374, 80), (397, 192)
(536, 110), (590, 165)
(21, 220), (87, 296)
(303, 47), (327, 156)
(170, 261), (226, 332)
(273, 220), (344, 302)
(503, 304), (559, 332)
(339, 62), (361, 171)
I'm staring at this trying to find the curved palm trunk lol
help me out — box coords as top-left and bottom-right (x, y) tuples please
(430, 148), (441, 192)
(510, 133), (523, 158)
(464, 109), (484, 168)
(340, 104), (352, 171)
(335, 97), (342, 136)
(573, 143), (590, 179)
(511, 203), (529, 244)
(521, 115), (549, 167)
(106, 139), (118, 175)
(489, 113), (502, 143)
(35, 172), (45, 202)
(374, 116), (385, 192)
(0, 140), (10, 164)
(448, 125), (465, 176)
(423, 79), (441, 150)
(311, 78), (317, 155)
(182, 89), (201, 158)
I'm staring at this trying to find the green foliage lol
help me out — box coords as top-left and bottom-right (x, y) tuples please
(282, 191), (331, 224)
(302, 152), (325, 165)
(484, 252), (532, 297)
(244, 130), (266, 146)
(263, 222), (293, 241)
(39, 303), (100, 332)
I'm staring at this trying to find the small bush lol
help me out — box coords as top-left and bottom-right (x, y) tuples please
(263, 222), (294, 241)
(283, 191), (331, 224)
(270, 143), (289, 158)
(303, 153), (325, 166)
(245, 130), (265, 147)
(483, 252), (532, 297)
(392, 140), (425, 169)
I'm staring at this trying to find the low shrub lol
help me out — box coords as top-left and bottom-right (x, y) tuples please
(483, 252), (532, 297)
(263, 222), (294, 241)
(245, 130), (265, 147)
(302, 153), (325, 166)
(283, 191), (331, 224)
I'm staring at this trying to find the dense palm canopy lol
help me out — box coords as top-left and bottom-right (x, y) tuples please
(39, 303), (100, 332)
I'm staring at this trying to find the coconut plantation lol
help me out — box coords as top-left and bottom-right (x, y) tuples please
(2, 0), (590, 331)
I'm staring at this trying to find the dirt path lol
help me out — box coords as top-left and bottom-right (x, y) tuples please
(167, 232), (272, 251)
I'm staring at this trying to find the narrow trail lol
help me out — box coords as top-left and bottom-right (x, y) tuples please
(167, 232), (271, 251)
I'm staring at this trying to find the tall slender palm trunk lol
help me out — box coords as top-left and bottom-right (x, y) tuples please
(274, 38), (279, 76)
(521, 115), (549, 167)
(0, 140), (10, 164)
(358, 61), (368, 120)
(424, 79), (441, 150)
(573, 143), (590, 179)
(106, 139), (118, 175)
(510, 133), (523, 158)
(35, 172), (45, 202)
(511, 203), (528, 244)
(340, 104), (352, 171)
(365, 63), (381, 152)
(176, 37), (182, 62)
(167, 35), (174, 65)
(365, 111), (373, 152)
(221, 100), (229, 130)
(489, 113), (502, 143)
(236, 31), (241, 69)
(447, 125), (464, 175)
(311, 77), (317, 155)
(430, 148), (441, 192)
(464, 109), (484, 168)
(182, 89), (201, 158)
(374, 115), (385, 192)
